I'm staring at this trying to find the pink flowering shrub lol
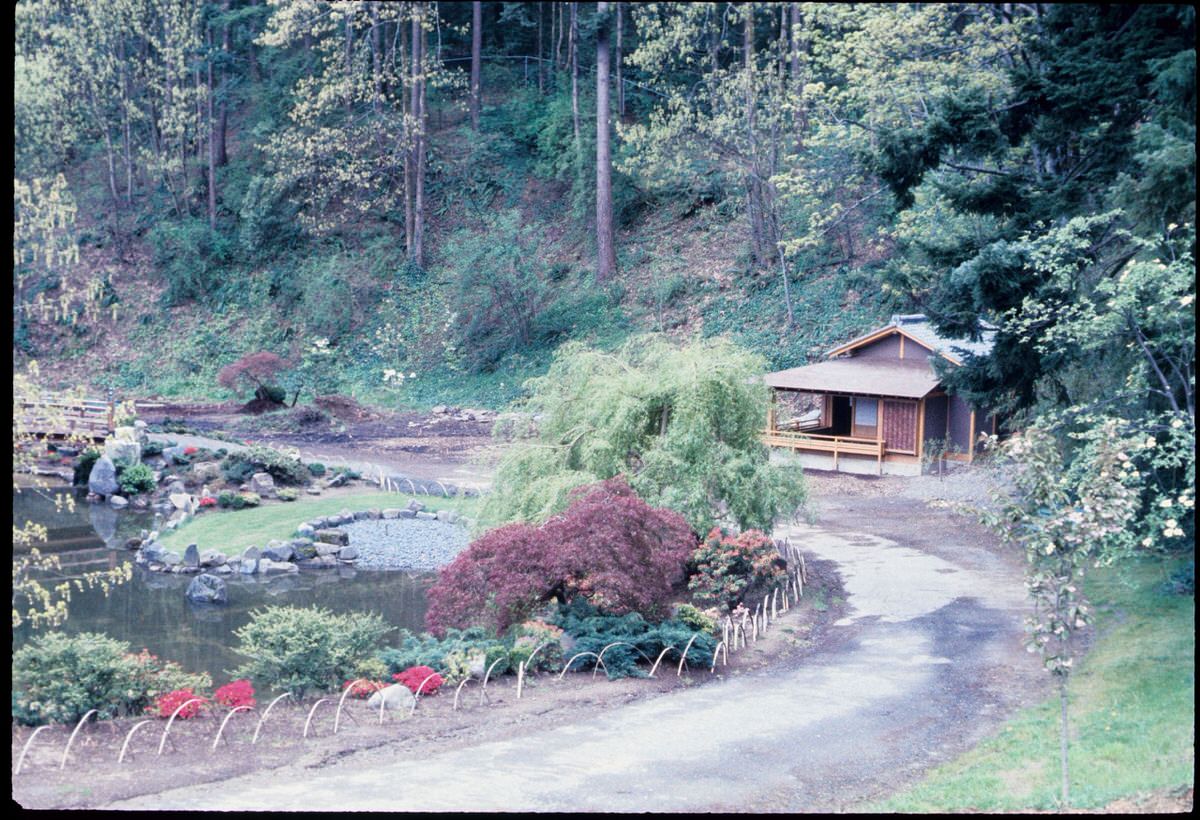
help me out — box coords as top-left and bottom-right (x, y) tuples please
(687, 528), (788, 610)
(213, 679), (256, 709)
(425, 477), (696, 635)
(393, 665), (444, 695)
(154, 688), (207, 719)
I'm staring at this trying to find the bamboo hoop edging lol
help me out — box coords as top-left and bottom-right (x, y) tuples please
(116, 720), (154, 765)
(334, 679), (376, 734)
(413, 670), (450, 716)
(158, 699), (205, 755)
(676, 634), (701, 677)
(453, 677), (477, 710)
(252, 692), (292, 745)
(211, 706), (254, 751)
(60, 709), (98, 769)
(15, 724), (52, 775)
(479, 657), (508, 705)
(302, 699), (332, 738)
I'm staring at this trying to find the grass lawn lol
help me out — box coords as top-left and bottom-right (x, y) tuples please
(160, 490), (482, 556)
(870, 555), (1195, 812)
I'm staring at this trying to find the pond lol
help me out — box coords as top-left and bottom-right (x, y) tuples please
(12, 485), (436, 685)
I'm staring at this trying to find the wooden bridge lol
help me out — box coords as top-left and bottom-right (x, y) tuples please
(16, 393), (164, 442)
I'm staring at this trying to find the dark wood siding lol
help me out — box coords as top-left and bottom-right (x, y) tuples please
(882, 399), (918, 453)
(923, 395), (949, 448)
(948, 395), (973, 453)
(854, 333), (904, 359)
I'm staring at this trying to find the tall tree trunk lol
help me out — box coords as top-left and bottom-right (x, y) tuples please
(570, 4), (579, 150)
(596, 1), (616, 281)
(615, 2), (624, 118)
(402, 15), (413, 252)
(555, 2), (564, 70)
(247, 0), (262, 82)
(216, 0), (231, 166)
(537, 2), (544, 93)
(371, 2), (383, 115)
(408, 9), (421, 262)
(470, 1), (482, 129)
(790, 3), (807, 148)
(118, 38), (133, 205)
(344, 10), (355, 115)
(207, 27), (217, 231)
(412, 6), (426, 267)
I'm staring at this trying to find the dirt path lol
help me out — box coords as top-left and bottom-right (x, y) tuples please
(99, 479), (1045, 812)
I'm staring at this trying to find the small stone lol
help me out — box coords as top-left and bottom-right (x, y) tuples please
(305, 487), (322, 495)
(415, 511), (438, 520)
(109, 495), (129, 509)
(382, 509), (401, 519)
(243, 545), (261, 562)
(315, 529), (350, 546)
(292, 541), (318, 560)
(161, 552), (182, 566)
(262, 543), (295, 562)
(398, 509), (417, 519)
(406, 499), (425, 512)
(200, 550), (226, 567)
(239, 559), (259, 575)
(338, 545), (358, 561)
(315, 542), (341, 557)
(296, 523), (316, 538)
(352, 510), (370, 521)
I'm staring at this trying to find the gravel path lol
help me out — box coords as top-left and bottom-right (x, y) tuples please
(340, 518), (469, 571)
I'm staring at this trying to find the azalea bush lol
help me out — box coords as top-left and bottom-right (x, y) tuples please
(213, 679), (256, 709)
(154, 687), (207, 719)
(425, 477), (696, 635)
(393, 665), (444, 695)
(687, 528), (788, 611)
(232, 605), (391, 696)
(342, 679), (386, 699)
(199, 495), (218, 508)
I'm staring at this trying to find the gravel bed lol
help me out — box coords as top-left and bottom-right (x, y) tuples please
(339, 518), (470, 571)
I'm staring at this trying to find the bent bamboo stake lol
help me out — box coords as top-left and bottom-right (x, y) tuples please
(15, 724), (52, 775)
(211, 706), (254, 751)
(648, 646), (677, 678)
(516, 642), (555, 700)
(413, 670), (450, 715)
(772, 588), (780, 620)
(117, 720), (154, 765)
(60, 709), (98, 769)
(302, 699), (332, 738)
(158, 699), (205, 755)
(479, 657), (508, 705)
(709, 641), (728, 672)
(593, 642), (639, 680)
(453, 678), (477, 711)
(558, 652), (602, 680)
(252, 693), (292, 745)
(676, 634), (700, 676)
(334, 679), (373, 735)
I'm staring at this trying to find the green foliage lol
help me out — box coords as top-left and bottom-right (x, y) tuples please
(117, 462), (156, 496)
(506, 620), (565, 673)
(239, 492), (261, 508)
(12, 633), (209, 726)
(550, 599), (717, 680)
(276, 488), (299, 502)
(673, 604), (719, 636)
(376, 627), (509, 685)
(221, 445), (309, 486)
(217, 490), (243, 510)
(687, 528), (788, 611)
(149, 218), (235, 306)
(141, 440), (165, 457)
(232, 606), (391, 696)
(306, 462), (326, 477)
(483, 336), (806, 533)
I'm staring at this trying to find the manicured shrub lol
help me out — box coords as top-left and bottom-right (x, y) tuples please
(550, 599), (717, 679)
(72, 448), (102, 486)
(154, 688), (207, 719)
(142, 440), (165, 457)
(232, 606), (391, 696)
(425, 477), (696, 635)
(276, 488), (299, 501)
(393, 665), (444, 695)
(118, 462), (157, 495)
(12, 635), (210, 726)
(687, 528), (788, 611)
(674, 604), (720, 635)
(307, 462), (326, 477)
(240, 492), (262, 507)
(213, 679), (256, 709)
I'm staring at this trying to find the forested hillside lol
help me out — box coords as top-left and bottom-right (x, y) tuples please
(14, 3), (1195, 445)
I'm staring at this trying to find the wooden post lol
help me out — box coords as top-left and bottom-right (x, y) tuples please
(899, 335), (905, 359)
(916, 397), (926, 464)
(767, 391), (777, 432)
(968, 409), (976, 463)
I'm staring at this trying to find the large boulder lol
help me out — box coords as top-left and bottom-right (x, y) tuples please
(199, 550), (226, 567)
(262, 542), (295, 563)
(169, 493), (193, 511)
(192, 461), (223, 483)
(104, 436), (141, 465)
(259, 558), (298, 574)
(337, 545), (358, 561)
(88, 456), (120, 497)
(183, 544), (201, 568)
(314, 529), (350, 546)
(366, 684), (416, 712)
(292, 540), (318, 560)
(186, 573), (228, 605)
(249, 472), (276, 497)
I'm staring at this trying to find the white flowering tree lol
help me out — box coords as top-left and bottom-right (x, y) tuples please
(983, 421), (1142, 809)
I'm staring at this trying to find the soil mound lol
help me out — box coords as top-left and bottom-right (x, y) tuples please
(314, 394), (380, 422)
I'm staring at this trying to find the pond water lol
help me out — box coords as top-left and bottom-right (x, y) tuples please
(12, 485), (436, 685)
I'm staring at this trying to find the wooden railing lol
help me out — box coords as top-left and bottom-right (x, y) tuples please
(761, 428), (885, 473)
(16, 394), (165, 441)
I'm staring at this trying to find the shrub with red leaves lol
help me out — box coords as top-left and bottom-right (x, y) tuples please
(342, 679), (387, 699)
(393, 666), (444, 695)
(217, 351), (288, 401)
(154, 688), (207, 719)
(213, 679), (256, 709)
(687, 528), (787, 610)
(183, 446), (199, 456)
(425, 477), (696, 635)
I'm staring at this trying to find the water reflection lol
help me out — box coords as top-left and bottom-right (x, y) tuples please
(12, 487), (435, 685)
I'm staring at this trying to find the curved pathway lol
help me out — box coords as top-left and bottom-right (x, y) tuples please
(106, 507), (1041, 812)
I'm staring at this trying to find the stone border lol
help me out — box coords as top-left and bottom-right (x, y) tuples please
(134, 498), (467, 577)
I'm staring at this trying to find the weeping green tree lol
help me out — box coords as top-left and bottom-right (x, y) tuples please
(482, 335), (805, 534)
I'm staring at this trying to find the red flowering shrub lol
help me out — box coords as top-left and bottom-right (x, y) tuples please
(342, 679), (387, 699)
(213, 679), (256, 709)
(183, 446), (199, 456)
(154, 688), (208, 719)
(199, 496), (218, 507)
(425, 477), (696, 635)
(687, 528), (787, 610)
(393, 665), (444, 695)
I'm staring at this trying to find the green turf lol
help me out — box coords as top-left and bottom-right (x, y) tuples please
(159, 490), (482, 556)
(869, 556), (1195, 812)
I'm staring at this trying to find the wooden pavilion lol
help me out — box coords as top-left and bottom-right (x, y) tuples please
(761, 314), (998, 476)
